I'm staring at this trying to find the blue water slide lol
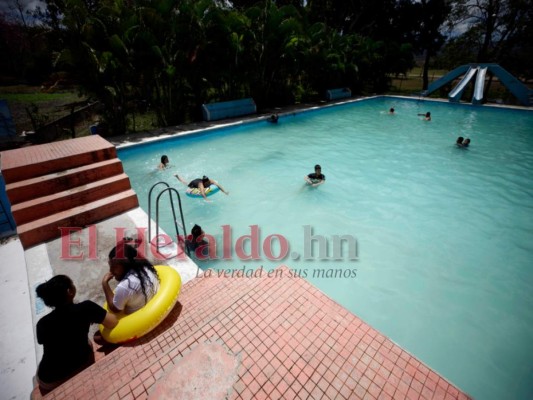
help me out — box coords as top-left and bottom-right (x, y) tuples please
(422, 65), (470, 96)
(488, 65), (531, 106)
(472, 67), (487, 104)
(421, 63), (532, 106)
(448, 67), (478, 102)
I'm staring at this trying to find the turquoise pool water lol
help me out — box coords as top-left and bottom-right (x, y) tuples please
(118, 97), (533, 400)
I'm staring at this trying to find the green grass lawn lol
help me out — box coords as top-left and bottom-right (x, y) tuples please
(0, 86), (86, 133)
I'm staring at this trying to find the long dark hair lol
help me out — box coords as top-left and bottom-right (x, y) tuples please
(109, 243), (159, 302)
(36, 275), (73, 308)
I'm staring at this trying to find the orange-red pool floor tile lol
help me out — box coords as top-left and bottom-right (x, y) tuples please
(36, 265), (471, 400)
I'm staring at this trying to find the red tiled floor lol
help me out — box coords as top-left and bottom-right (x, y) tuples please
(36, 266), (471, 400)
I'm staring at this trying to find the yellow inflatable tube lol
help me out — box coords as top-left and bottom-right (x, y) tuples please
(99, 265), (181, 344)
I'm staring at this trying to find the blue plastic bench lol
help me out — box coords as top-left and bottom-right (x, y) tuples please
(326, 88), (352, 101)
(201, 98), (257, 121)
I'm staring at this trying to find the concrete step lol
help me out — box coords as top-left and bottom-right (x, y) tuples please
(11, 174), (133, 225)
(17, 189), (139, 249)
(5, 159), (124, 205)
(0, 135), (117, 183)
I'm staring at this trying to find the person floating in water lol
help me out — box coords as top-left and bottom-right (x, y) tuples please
(158, 155), (169, 170)
(389, 108), (395, 114)
(462, 138), (471, 147)
(267, 114), (279, 123)
(175, 174), (229, 201)
(418, 111), (431, 121)
(305, 164), (326, 187)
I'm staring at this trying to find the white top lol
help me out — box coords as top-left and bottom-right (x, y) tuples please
(113, 269), (159, 314)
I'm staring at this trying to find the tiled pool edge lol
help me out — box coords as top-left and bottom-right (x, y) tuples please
(38, 265), (472, 400)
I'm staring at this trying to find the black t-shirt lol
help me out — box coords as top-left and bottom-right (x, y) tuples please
(188, 179), (202, 189)
(37, 300), (106, 383)
(308, 172), (325, 182)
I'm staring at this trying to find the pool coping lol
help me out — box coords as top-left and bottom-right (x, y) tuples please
(108, 94), (532, 151)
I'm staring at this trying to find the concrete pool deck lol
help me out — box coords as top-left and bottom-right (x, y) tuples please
(1, 211), (472, 400)
(0, 206), (200, 400)
(30, 260), (472, 400)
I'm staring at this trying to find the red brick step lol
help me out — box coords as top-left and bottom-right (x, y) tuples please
(17, 189), (139, 248)
(5, 159), (124, 205)
(0, 135), (116, 182)
(1, 136), (140, 249)
(11, 174), (133, 225)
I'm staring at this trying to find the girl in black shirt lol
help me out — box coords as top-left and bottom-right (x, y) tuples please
(35, 275), (117, 394)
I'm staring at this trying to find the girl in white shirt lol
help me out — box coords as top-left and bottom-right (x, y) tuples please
(102, 242), (159, 314)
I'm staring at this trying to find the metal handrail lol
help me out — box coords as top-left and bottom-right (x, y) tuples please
(148, 182), (189, 255)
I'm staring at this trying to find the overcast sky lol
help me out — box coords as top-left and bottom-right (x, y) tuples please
(0, 0), (45, 23)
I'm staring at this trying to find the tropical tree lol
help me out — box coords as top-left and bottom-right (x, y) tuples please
(25, 0), (435, 136)
(445, 0), (533, 77)
(396, 0), (451, 90)
(53, 0), (138, 134)
(243, 1), (304, 106)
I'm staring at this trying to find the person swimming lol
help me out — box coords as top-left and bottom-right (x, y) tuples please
(175, 174), (229, 201)
(389, 108), (395, 114)
(305, 164), (326, 187)
(158, 155), (169, 170)
(418, 112), (431, 121)
(456, 137), (471, 148)
(267, 114), (279, 123)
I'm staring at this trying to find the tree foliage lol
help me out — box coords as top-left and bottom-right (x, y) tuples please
(13, 0), (533, 134)
(438, 0), (533, 78)
(18, 0), (409, 134)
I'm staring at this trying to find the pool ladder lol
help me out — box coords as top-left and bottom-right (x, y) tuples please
(148, 182), (189, 256)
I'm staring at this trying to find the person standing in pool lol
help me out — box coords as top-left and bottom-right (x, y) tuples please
(305, 164), (326, 187)
(35, 275), (118, 394)
(158, 155), (170, 170)
(186, 224), (209, 257)
(175, 174), (229, 201)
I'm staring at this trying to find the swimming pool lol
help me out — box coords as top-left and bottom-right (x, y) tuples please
(118, 96), (533, 400)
